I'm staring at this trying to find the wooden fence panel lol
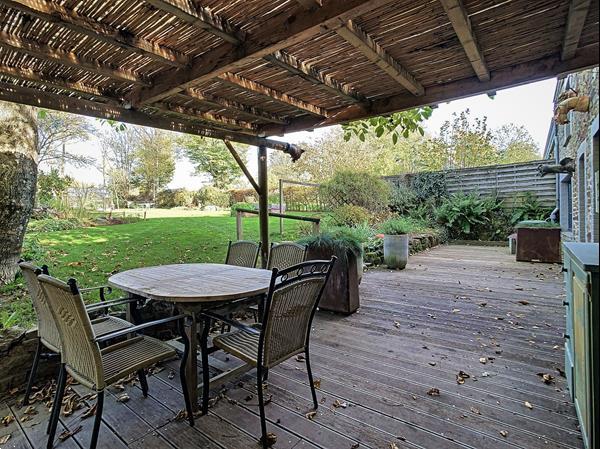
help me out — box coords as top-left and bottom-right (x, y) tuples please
(385, 160), (556, 208)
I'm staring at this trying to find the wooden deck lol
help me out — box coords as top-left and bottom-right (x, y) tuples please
(1, 245), (583, 449)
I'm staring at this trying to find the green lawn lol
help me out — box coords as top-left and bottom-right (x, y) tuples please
(1, 213), (311, 329)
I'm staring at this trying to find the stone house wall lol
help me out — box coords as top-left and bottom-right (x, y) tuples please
(551, 67), (599, 243)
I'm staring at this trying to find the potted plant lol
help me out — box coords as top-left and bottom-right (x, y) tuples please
(380, 218), (416, 269)
(515, 220), (561, 263)
(298, 229), (363, 314)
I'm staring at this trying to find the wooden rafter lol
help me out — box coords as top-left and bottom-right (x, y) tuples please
(438, 0), (490, 82)
(219, 72), (329, 117)
(0, 31), (148, 86)
(264, 51), (368, 105)
(333, 20), (424, 96)
(183, 89), (288, 124)
(145, 0), (245, 45)
(154, 102), (257, 131)
(561, 0), (592, 60)
(294, 0), (323, 10)
(0, 64), (119, 104)
(260, 44), (599, 136)
(133, 0), (397, 105)
(223, 140), (260, 194)
(0, 81), (298, 151)
(0, 0), (189, 68)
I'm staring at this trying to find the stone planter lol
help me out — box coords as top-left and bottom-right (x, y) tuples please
(384, 234), (409, 269)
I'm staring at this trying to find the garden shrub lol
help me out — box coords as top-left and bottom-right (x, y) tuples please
(319, 171), (390, 212)
(327, 205), (371, 227)
(410, 171), (448, 203)
(228, 188), (257, 205)
(195, 186), (230, 209)
(379, 217), (425, 235)
(388, 184), (418, 215)
(27, 218), (83, 233)
(435, 193), (511, 240)
(156, 188), (195, 208)
(510, 191), (553, 224)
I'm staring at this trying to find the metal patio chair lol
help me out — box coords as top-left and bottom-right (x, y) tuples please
(18, 261), (137, 406)
(267, 242), (308, 270)
(37, 274), (194, 449)
(224, 240), (261, 268)
(204, 258), (336, 448)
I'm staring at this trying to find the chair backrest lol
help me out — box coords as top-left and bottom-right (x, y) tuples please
(225, 240), (261, 268)
(18, 262), (62, 352)
(37, 274), (105, 390)
(267, 242), (307, 270)
(259, 258), (335, 368)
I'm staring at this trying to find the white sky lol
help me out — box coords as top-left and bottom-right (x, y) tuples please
(62, 78), (557, 189)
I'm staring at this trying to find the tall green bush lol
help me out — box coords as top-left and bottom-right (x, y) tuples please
(510, 192), (552, 224)
(319, 171), (390, 212)
(388, 184), (418, 215)
(195, 186), (230, 209)
(155, 188), (195, 208)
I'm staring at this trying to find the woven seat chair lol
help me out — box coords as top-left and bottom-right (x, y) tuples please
(224, 240), (261, 268)
(267, 242), (308, 270)
(37, 274), (194, 449)
(18, 262), (137, 406)
(205, 258), (336, 448)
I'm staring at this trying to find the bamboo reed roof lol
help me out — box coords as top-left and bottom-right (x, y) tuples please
(0, 0), (598, 148)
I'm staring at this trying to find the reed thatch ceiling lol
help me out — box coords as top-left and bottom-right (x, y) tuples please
(0, 0), (597, 148)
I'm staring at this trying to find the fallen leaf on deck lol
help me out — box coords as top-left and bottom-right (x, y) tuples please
(393, 321), (401, 328)
(518, 300), (530, 305)
(351, 444), (360, 449)
(81, 404), (97, 419)
(481, 372), (490, 377)
(116, 394), (130, 403)
(168, 370), (175, 380)
(426, 388), (440, 396)
(428, 362), (436, 367)
(479, 357), (487, 364)
(244, 394), (253, 402)
(295, 354), (305, 362)
(389, 443), (399, 449)
(478, 302), (487, 307)
(9, 387), (19, 396)
(314, 379), (321, 389)
(470, 406), (481, 414)
(556, 367), (566, 378)
(1, 415), (14, 426)
(58, 425), (82, 442)
(174, 410), (187, 421)
(499, 430), (508, 438)
(452, 309), (460, 313)
(0, 434), (11, 444)
(261, 432), (277, 447)
(332, 399), (348, 409)
(524, 401), (533, 409)
(19, 415), (32, 423)
(515, 287), (524, 291)
(456, 371), (470, 384)
(537, 373), (555, 384)
(305, 411), (317, 420)
(23, 406), (37, 416)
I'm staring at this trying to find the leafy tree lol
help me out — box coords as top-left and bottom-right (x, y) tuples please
(131, 129), (175, 201)
(38, 110), (94, 170)
(494, 124), (541, 163)
(341, 107), (433, 144)
(36, 168), (73, 205)
(100, 126), (139, 202)
(178, 136), (247, 189)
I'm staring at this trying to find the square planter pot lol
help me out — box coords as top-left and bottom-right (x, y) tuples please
(306, 246), (360, 314)
(516, 227), (561, 263)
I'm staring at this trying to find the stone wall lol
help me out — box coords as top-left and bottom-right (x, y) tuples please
(0, 328), (58, 396)
(555, 67), (599, 242)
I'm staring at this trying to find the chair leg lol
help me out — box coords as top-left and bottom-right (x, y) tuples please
(200, 316), (211, 415)
(46, 364), (66, 449)
(179, 317), (194, 427)
(46, 364), (64, 435)
(263, 368), (269, 382)
(89, 391), (104, 449)
(23, 338), (43, 406)
(137, 369), (148, 397)
(305, 349), (318, 410)
(256, 364), (269, 449)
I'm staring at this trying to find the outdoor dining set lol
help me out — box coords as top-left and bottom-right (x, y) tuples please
(18, 241), (336, 449)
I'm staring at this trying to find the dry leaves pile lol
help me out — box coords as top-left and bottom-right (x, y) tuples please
(426, 388), (440, 396)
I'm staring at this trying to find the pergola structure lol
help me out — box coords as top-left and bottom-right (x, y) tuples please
(0, 0), (598, 263)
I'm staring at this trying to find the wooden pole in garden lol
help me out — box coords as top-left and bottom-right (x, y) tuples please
(258, 144), (269, 268)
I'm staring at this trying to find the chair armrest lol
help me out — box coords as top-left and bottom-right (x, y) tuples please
(85, 297), (138, 313)
(80, 285), (112, 295)
(201, 311), (261, 335)
(94, 314), (187, 343)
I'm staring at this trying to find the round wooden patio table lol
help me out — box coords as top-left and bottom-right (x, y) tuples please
(108, 263), (272, 412)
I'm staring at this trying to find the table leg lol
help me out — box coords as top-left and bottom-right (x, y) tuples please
(199, 315), (211, 415)
(184, 313), (199, 412)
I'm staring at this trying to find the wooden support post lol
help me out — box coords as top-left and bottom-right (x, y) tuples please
(279, 178), (284, 236)
(223, 140), (260, 194)
(236, 210), (243, 240)
(258, 145), (269, 268)
(312, 221), (320, 235)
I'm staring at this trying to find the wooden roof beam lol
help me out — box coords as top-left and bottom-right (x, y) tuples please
(219, 72), (329, 117)
(264, 51), (369, 105)
(333, 20), (424, 96)
(0, 31), (149, 86)
(0, 64), (120, 104)
(0, 82), (299, 151)
(0, 0), (189, 68)
(439, 0), (490, 82)
(183, 89), (289, 124)
(561, 0), (592, 60)
(145, 0), (245, 45)
(294, 0), (323, 10)
(153, 101), (258, 131)
(133, 0), (398, 105)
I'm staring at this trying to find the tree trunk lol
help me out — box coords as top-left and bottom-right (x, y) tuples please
(0, 101), (38, 284)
